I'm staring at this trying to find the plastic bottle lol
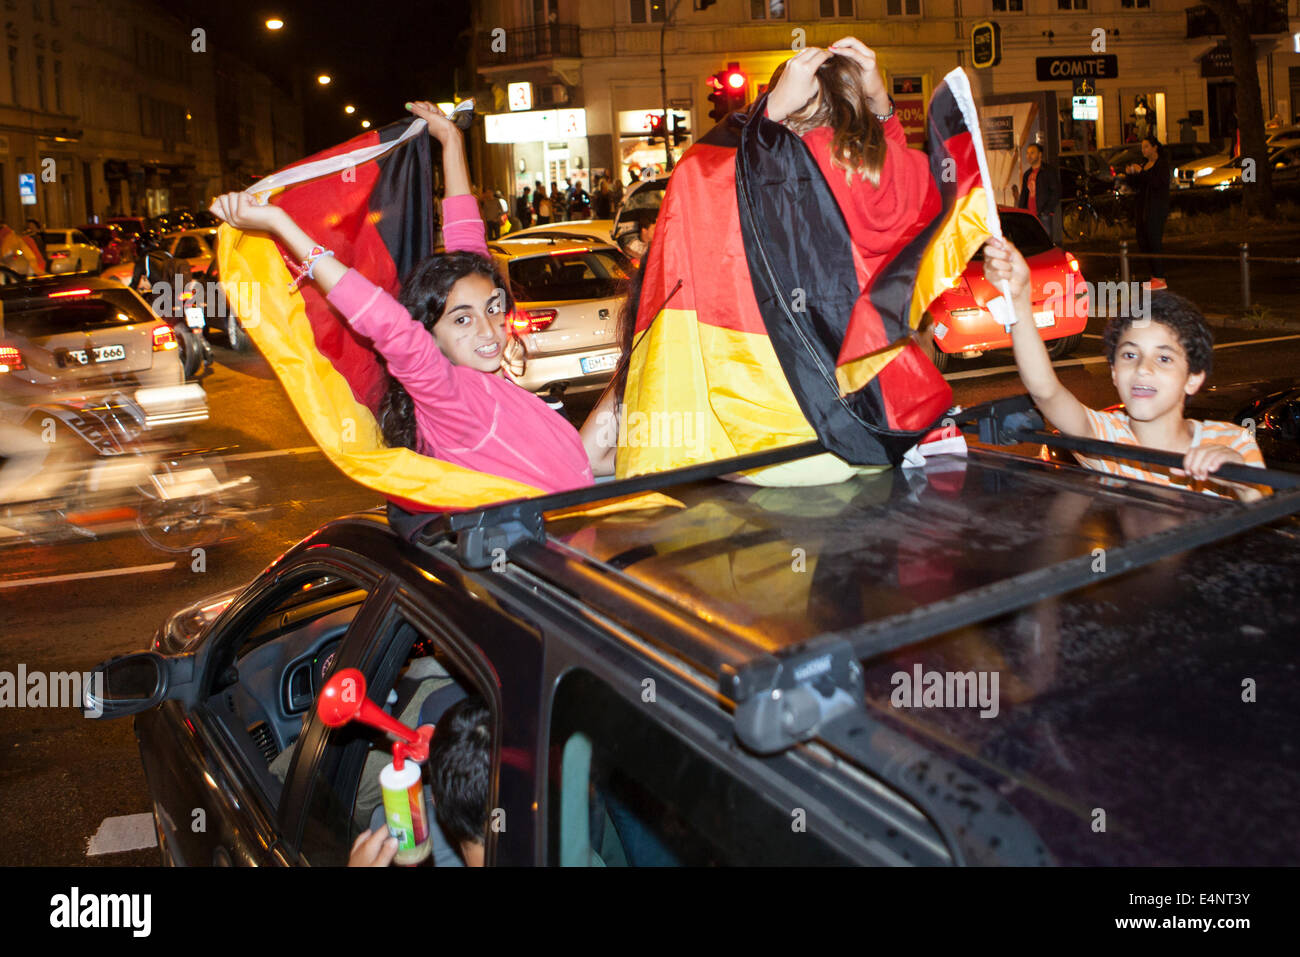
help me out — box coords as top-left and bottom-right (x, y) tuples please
(380, 748), (431, 866)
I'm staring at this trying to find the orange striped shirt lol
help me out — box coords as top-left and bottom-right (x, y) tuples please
(1074, 408), (1268, 499)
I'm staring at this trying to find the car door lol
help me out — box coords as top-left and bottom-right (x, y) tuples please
(131, 554), (386, 865)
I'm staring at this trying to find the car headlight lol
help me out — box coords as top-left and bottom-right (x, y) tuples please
(1195, 167), (1215, 178)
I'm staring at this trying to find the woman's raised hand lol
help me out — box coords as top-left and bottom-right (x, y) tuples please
(766, 47), (833, 124)
(209, 192), (284, 234)
(982, 236), (1032, 304)
(407, 100), (461, 147)
(828, 37), (889, 114)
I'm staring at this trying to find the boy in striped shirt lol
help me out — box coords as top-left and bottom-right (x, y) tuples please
(983, 237), (1266, 501)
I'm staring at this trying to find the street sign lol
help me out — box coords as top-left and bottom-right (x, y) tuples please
(1073, 77), (1095, 96)
(971, 21), (1002, 69)
(1036, 55), (1118, 82)
(984, 115), (1015, 151)
(1072, 96), (1099, 121)
(19, 172), (36, 206)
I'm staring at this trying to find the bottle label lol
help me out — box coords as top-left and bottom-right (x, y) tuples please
(382, 778), (429, 851)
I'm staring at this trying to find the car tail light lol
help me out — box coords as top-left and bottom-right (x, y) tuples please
(510, 309), (558, 335)
(48, 287), (92, 298)
(1066, 255), (1080, 272)
(0, 345), (24, 372)
(50, 250), (68, 258)
(152, 324), (178, 351)
(549, 247), (589, 256)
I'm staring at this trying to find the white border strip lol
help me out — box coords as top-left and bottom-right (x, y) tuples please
(246, 118), (427, 196)
(0, 562), (175, 590)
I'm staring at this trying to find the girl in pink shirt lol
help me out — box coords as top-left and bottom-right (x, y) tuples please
(210, 101), (593, 495)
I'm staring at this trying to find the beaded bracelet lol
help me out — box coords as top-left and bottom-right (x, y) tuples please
(287, 245), (335, 291)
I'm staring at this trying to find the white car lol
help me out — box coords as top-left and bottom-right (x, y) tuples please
(488, 236), (630, 398)
(39, 229), (102, 274)
(100, 228), (218, 287)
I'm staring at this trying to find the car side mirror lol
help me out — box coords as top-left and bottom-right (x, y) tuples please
(85, 652), (167, 719)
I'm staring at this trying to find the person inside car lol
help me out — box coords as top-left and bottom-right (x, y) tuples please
(985, 236), (1268, 501)
(349, 695), (491, 867)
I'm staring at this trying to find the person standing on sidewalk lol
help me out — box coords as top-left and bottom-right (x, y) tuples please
(1124, 134), (1171, 289)
(1017, 143), (1061, 244)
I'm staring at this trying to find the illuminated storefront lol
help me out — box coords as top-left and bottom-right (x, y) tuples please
(616, 109), (693, 185)
(484, 107), (591, 196)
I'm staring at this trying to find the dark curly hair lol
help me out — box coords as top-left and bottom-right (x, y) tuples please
(378, 251), (518, 451)
(1102, 289), (1213, 376)
(428, 695), (491, 849)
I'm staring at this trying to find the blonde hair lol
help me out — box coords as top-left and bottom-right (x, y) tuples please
(767, 56), (887, 188)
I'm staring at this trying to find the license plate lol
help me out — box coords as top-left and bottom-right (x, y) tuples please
(1033, 311), (1056, 328)
(65, 344), (126, 365)
(184, 306), (206, 329)
(580, 353), (619, 374)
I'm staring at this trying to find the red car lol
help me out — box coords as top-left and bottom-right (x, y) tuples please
(924, 207), (1089, 372)
(77, 223), (135, 268)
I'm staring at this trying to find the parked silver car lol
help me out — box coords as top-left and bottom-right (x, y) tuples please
(488, 236), (628, 397)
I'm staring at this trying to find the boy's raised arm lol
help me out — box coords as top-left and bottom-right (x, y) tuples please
(983, 236), (1090, 437)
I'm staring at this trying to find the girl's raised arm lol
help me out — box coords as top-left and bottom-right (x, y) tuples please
(210, 192), (348, 294)
(406, 101), (488, 258)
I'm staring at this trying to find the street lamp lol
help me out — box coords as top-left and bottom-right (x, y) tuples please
(317, 74), (332, 86)
(345, 105), (355, 114)
(361, 120), (371, 129)
(265, 18), (284, 30)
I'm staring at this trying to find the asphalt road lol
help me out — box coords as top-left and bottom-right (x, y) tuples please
(3, 318), (1299, 867)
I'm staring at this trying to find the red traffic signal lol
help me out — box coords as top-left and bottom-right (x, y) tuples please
(647, 111), (666, 144)
(707, 62), (748, 123)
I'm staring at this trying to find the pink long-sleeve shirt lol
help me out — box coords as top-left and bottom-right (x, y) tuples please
(326, 193), (593, 494)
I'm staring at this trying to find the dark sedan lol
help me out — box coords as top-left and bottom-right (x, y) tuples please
(91, 429), (1300, 866)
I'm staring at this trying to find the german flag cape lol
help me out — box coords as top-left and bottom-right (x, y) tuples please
(619, 67), (994, 482)
(216, 118), (548, 510)
(0, 225), (46, 275)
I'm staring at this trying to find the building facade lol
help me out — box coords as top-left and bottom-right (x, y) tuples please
(0, 0), (302, 230)
(469, 0), (1298, 200)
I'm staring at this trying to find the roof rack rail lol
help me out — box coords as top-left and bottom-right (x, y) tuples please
(392, 439), (825, 568)
(724, 397), (1300, 755)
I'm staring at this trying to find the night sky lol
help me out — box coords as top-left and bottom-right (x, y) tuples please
(174, 0), (473, 152)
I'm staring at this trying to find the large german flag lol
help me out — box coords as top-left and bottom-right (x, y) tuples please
(618, 67), (994, 483)
(216, 119), (548, 510)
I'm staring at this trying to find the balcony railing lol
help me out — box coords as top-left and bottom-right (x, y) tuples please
(478, 24), (581, 64)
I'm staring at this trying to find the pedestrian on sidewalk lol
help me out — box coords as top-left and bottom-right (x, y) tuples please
(1017, 142), (1061, 245)
(1123, 134), (1171, 289)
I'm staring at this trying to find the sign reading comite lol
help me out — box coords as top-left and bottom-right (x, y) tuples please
(1035, 55), (1118, 82)
(485, 108), (587, 144)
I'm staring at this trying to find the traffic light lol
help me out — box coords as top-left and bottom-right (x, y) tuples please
(670, 111), (690, 146)
(647, 112), (665, 145)
(707, 62), (748, 123)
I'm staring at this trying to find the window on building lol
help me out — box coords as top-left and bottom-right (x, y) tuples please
(819, 0), (853, 16)
(8, 46), (19, 107)
(35, 53), (45, 111)
(992, 0), (1024, 10)
(750, 0), (787, 19)
(1119, 0), (1149, 6)
(32, 0), (40, 21)
(629, 0), (666, 23)
(886, 0), (920, 14)
(1057, 0), (1087, 8)
(53, 58), (61, 111)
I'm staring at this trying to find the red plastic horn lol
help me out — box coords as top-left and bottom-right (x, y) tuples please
(317, 667), (432, 766)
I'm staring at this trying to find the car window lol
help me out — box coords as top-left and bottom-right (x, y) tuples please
(39, 231), (67, 246)
(508, 250), (629, 302)
(623, 183), (665, 212)
(296, 611), (496, 867)
(547, 669), (853, 865)
(173, 236), (206, 259)
(0, 289), (156, 338)
(72, 231), (91, 245)
(999, 212), (1055, 257)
